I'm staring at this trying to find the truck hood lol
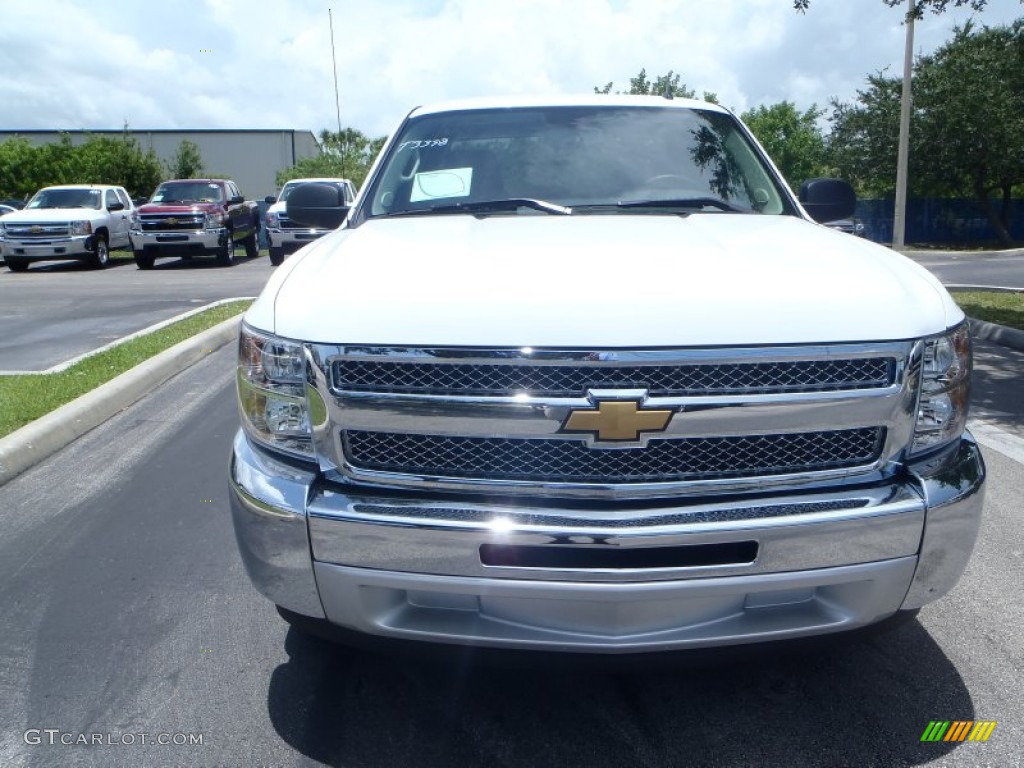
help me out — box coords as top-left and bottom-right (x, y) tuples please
(137, 202), (222, 214)
(1, 207), (103, 222)
(250, 213), (962, 347)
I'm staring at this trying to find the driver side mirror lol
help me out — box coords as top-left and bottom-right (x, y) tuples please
(229, 195), (244, 205)
(286, 183), (350, 229)
(798, 178), (856, 223)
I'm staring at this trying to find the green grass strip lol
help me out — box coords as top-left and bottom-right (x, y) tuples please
(0, 299), (251, 438)
(951, 289), (1024, 332)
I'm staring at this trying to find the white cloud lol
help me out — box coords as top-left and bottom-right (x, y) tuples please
(0, 0), (1020, 137)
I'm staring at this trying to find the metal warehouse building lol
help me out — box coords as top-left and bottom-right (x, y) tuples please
(0, 129), (321, 201)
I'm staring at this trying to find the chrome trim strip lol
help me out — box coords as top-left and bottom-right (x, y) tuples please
(307, 482), (924, 582)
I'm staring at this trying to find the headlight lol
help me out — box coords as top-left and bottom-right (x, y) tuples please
(237, 323), (313, 459)
(71, 220), (93, 236)
(205, 212), (225, 229)
(266, 211), (280, 227)
(911, 322), (971, 456)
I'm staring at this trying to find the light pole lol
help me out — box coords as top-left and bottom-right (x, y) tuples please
(893, 0), (915, 249)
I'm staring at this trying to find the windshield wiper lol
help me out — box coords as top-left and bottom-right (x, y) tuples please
(387, 198), (572, 217)
(615, 197), (746, 213)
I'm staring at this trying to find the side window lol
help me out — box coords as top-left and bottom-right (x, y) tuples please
(229, 183), (241, 200)
(116, 189), (132, 209)
(105, 190), (119, 209)
(347, 183), (355, 203)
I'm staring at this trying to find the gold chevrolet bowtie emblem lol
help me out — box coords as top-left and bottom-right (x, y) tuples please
(166, 217), (179, 225)
(562, 401), (674, 442)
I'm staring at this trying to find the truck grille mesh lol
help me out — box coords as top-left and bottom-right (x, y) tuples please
(139, 214), (204, 231)
(343, 427), (885, 483)
(333, 357), (895, 397)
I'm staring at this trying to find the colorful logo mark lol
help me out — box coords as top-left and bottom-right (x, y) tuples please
(920, 721), (997, 742)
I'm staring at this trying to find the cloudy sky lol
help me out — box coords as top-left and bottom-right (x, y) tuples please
(1, 0), (1021, 138)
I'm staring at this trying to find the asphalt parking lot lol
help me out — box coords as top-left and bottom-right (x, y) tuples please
(0, 253), (270, 372)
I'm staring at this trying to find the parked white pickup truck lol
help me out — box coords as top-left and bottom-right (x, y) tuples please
(229, 95), (985, 655)
(0, 184), (134, 271)
(264, 178), (356, 266)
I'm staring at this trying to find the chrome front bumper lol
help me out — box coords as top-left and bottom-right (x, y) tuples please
(265, 227), (327, 251)
(0, 234), (92, 259)
(129, 229), (226, 251)
(228, 430), (985, 652)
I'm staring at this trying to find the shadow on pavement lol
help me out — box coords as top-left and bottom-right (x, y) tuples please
(970, 341), (1024, 431)
(268, 617), (971, 767)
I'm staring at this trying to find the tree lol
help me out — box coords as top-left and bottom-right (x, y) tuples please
(595, 68), (718, 103)
(794, 0), (999, 20)
(276, 127), (386, 189)
(740, 102), (828, 189)
(0, 129), (163, 200)
(913, 20), (1024, 243)
(165, 139), (205, 179)
(825, 73), (906, 198)
(827, 19), (1024, 243)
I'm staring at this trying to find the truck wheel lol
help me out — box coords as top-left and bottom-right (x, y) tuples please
(243, 230), (259, 259)
(90, 234), (110, 268)
(134, 251), (155, 270)
(269, 246), (284, 266)
(6, 257), (29, 272)
(217, 232), (236, 266)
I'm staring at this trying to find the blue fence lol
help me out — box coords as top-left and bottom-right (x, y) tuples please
(855, 198), (1024, 245)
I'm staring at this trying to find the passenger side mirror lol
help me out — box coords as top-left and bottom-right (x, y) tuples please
(798, 178), (856, 223)
(264, 195), (277, 205)
(287, 183), (350, 229)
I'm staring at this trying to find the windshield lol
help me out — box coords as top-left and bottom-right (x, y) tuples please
(150, 182), (224, 204)
(361, 106), (789, 220)
(27, 188), (102, 210)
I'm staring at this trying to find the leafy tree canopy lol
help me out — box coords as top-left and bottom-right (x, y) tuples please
(0, 128), (163, 200)
(165, 139), (205, 179)
(740, 102), (828, 190)
(595, 68), (718, 103)
(794, 0), (996, 20)
(828, 19), (1024, 243)
(276, 127), (386, 189)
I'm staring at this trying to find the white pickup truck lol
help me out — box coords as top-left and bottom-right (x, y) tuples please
(0, 184), (134, 272)
(264, 177), (356, 266)
(229, 95), (985, 655)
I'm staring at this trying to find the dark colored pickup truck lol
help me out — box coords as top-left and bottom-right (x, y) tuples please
(130, 179), (260, 268)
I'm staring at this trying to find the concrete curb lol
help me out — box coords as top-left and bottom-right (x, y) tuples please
(0, 314), (241, 487)
(970, 317), (1024, 353)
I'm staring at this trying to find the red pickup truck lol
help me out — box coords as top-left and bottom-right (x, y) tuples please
(130, 179), (260, 268)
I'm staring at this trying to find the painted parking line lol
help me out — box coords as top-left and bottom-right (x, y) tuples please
(969, 420), (1024, 466)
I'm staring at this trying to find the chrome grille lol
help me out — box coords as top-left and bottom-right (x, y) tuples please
(343, 427), (885, 483)
(6, 223), (70, 238)
(139, 214), (204, 231)
(333, 357), (895, 396)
